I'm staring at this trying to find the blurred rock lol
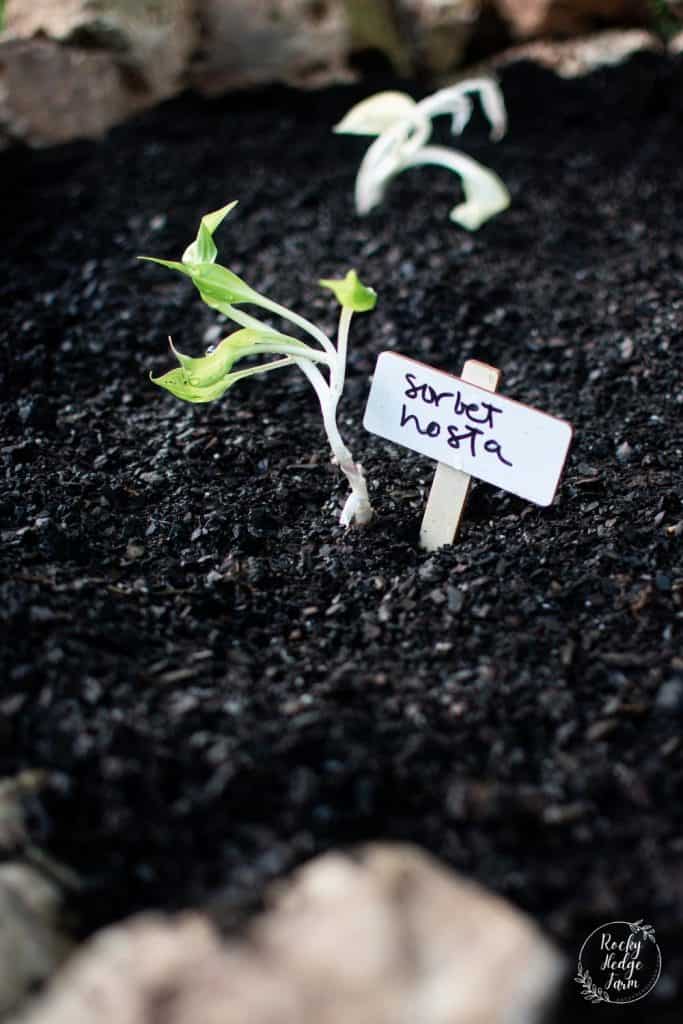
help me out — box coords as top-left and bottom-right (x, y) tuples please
(1, 771), (53, 857)
(17, 844), (564, 1024)
(0, 0), (196, 147)
(0, 38), (139, 147)
(4, 0), (195, 98)
(347, 0), (480, 76)
(255, 844), (566, 1024)
(12, 914), (246, 1024)
(190, 0), (482, 92)
(397, 0), (480, 74)
(0, 0), (670, 146)
(190, 0), (352, 94)
(491, 0), (650, 38)
(492, 28), (661, 76)
(0, 864), (70, 1017)
(345, 0), (409, 74)
(0, 773), (32, 852)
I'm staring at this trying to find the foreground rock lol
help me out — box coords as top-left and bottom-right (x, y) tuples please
(0, 865), (70, 1018)
(0, 772), (39, 853)
(15, 845), (564, 1024)
(0, 773), (74, 1015)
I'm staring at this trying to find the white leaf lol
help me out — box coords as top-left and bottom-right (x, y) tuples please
(334, 91), (417, 136)
(450, 165), (510, 231)
(400, 144), (510, 231)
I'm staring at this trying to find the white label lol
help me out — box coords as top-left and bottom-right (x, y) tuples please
(364, 352), (573, 507)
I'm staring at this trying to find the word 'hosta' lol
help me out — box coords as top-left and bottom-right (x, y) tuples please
(141, 203), (376, 526)
(335, 77), (509, 230)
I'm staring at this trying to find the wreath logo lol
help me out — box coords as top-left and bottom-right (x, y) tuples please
(575, 920), (661, 1005)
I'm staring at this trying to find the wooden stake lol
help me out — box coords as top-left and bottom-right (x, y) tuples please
(419, 359), (501, 551)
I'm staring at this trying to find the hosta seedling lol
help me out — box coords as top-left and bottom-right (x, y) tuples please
(335, 77), (510, 230)
(141, 204), (376, 526)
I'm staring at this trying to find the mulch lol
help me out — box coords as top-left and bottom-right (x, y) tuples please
(1, 51), (681, 1019)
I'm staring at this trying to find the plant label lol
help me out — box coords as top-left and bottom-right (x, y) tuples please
(363, 352), (573, 547)
(418, 358), (501, 550)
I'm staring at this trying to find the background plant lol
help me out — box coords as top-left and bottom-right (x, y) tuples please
(335, 77), (509, 230)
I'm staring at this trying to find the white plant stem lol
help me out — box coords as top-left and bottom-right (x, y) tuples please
(229, 356), (294, 382)
(295, 357), (373, 527)
(256, 296), (337, 360)
(239, 340), (329, 364)
(227, 303), (372, 526)
(333, 306), (353, 398)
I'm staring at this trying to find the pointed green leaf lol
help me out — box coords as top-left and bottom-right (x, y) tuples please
(182, 201), (238, 265)
(151, 347), (294, 404)
(154, 327), (315, 406)
(168, 329), (271, 388)
(202, 202), (238, 235)
(191, 262), (260, 310)
(183, 223), (217, 266)
(319, 269), (377, 312)
(334, 92), (416, 136)
(138, 256), (193, 277)
(150, 366), (237, 403)
(139, 254), (256, 311)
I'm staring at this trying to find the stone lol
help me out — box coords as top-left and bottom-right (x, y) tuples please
(17, 844), (564, 1024)
(492, 28), (661, 77)
(256, 844), (566, 1022)
(3, 0), (195, 98)
(346, 0), (479, 77)
(0, 771), (48, 853)
(344, 0), (410, 75)
(0, 38), (141, 147)
(397, 0), (480, 75)
(0, 0), (666, 147)
(0, 0), (196, 147)
(0, 864), (70, 1017)
(655, 678), (683, 712)
(190, 0), (352, 95)
(491, 0), (650, 39)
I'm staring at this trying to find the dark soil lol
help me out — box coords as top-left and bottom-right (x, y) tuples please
(1, 53), (682, 1019)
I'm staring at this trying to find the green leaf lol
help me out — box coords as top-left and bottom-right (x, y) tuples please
(167, 329), (267, 388)
(139, 255), (258, 311)
(319, 269), (377, 312)
(151, 328), (297, 403)
(202, 202), (238, 236)
(182, 201), (238, 265)
(191, 262), (260, 310)
(151, 327), (314, 404)
(185, 223), (218, 265)
(138, 256), (193, 277)
(150, 366), (238, 403)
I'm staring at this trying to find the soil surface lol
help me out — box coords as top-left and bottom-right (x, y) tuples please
(1, 53), (682, 1018)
